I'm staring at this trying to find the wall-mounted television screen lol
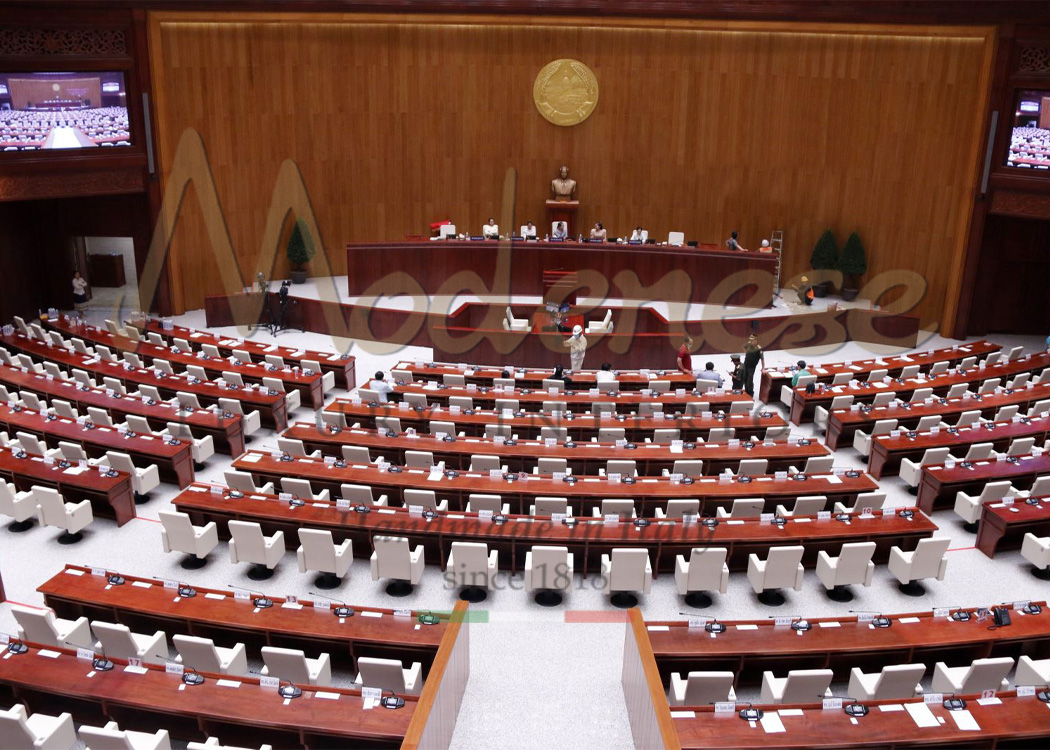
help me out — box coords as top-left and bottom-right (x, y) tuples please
(1006, 89), (1050, 170)
(0, 71), (129, 152)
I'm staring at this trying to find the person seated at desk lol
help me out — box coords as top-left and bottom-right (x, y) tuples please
(630, 226), (646, 242)
(589, 222), (607, 241)
(791, 360), (810, 387)
(521, 220), (537, 239)
(725, 230), (747, 251)
(696, 361), (724, 389)
(483, 218), (499, 239)
(759, 239), (772, 252)
(550, 364), (573, 388)
(368, 371), (395, 402)
(552, 221), (568, 240)
(793, 275), (815, 306)
(595, 362), (616, 383)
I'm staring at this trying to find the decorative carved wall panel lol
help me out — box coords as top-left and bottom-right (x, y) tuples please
(0, 28), (127, 57)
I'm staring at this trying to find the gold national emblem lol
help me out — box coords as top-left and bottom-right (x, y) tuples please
(533, 59), (599, 127)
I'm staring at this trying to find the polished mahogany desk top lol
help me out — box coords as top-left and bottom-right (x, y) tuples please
(824, 382), (1050, 450)
(232, 450), (877, 511)
(0, 363), (244, 455)
(0, 643), (413, 745)
(128, 318), (356, 389)
(1, 331), (288, 430)
(646, 601), (1050, 660)
(788, 350), (1050, 424)
(917, 452), (1050, 513)
(394, 360), (699, 391)
(868, 414), (1050, 478)
(283, 423), (830, 475)
(49, 317), (324, 410)
(976, 497), (1050, 558)
(173, 483), (930, 574)
(0, 444), (134, 524)
(758, 340), (1000, 402)
(0, 403), (193, 488)
(672, 691), (1050, 749)
(391, 380), (752, 411)
(325, 401), (786, 440)
(39, 564), (447, 650)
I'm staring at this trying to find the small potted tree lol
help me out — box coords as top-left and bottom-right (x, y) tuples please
(286, 219), (315, 284)
(838, 231), (867, 302)
(809, 229), (839, 298)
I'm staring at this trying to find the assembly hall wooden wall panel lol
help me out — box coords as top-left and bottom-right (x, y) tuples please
(148, 14), (994, 330)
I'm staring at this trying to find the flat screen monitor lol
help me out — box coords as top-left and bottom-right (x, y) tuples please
(0, 71), (130, 152)
(1005, 89), (1050, 170)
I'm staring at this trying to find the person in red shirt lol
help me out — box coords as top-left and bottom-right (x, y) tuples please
(677, 336), (694, 376)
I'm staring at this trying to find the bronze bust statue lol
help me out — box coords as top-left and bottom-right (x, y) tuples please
(551, 165), (577, 201)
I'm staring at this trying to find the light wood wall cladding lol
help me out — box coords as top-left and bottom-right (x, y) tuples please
(149, 14), (994, 329)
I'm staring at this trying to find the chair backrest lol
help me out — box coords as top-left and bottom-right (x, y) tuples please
(341, 484), (379, 504)
(297, 528), (338, 569)
(177, 392), (202, 410)
(920, 447), (951, 465)
(598, 428), (625, 442)
(34, 486), (70, 526)
(871, 392), (895, 407)
(596, 380), (619, 393)
(866, 369), (888, 382)
(609, 548), (650, 591)
(978, 480), (1012, 502)
(375, 416), (402, 434)
(653, 428), (680, 444)
(540, 426), (568, 440)
(728, 498), (764, 517)
(483, 424), (510, 439)
(871, 419), (897, 436)
(761, 546), (804, 587)
(261, 646), (312, 684)
(442, 373), (465, 387)
(685, 547), (728, 584)
(780, 670), (834, 703)
(684, 402), (711, 415)
(929, 360), (948, 375)
(681, 672), (735, 705)
(853, 491), (886, 512)
(124, 414), (153, 434)
(529, 545), (569, 588)
(831, 373), (853, 386)
(1007, 437), (1035, 456)
(160, 510), (198, 552)
(832, 542), (876, 583)
(172, 634), (222, 672)
(910, 387), (933, 403)
(91, 621), (147, 661)
(52, 399), (78, 419)
(105, 452), (136, 474)
(224, 470), (259, 493)
(649, 380), (671, 393)
(955, 410), (980, 427)
(276, 437), (308, 457)
(668, 231), (685, 246)
(222, 371), (245, 387)
(606, 460), (636, 476)
(533, 497), (569, 515)
(449, 396), (473, 410)
(262, 377), (287, 394)
(978, 378), (1001, 394)
(403, 393), (428, 408)
(909, 537), (951, 572)
(449, 541), (489, 572)
(281, 477), (317, 500)
(829, 395), (854, 410)
(803, 456), (834, 473)
(662, 499), (700, 519)
(671, 460), (703, 478)
(737, 458), (767, 476)
(995, 404), (1020, 422)
(537, 457), (568, 474)
(358, 388), (382, 405)
(228, 520), (267, 559)
(790, 495), (826, 515)
(405, 450), (435, 469)
(467, 493), (503, 513)
(79, 723), (146, 750)
(323, 413), (347, 430)
(959, 657), (1015, 693)
(11, 605), (60, 646)
(637, 402), (664, 416)
(599, 499), (635, 518)
(871, 664), (926, 700)
(16, 431), (47, 456)
(915, 415), (942, 432)
(591, 402), (616, 416)
(372, 536), (413, 579)
(404, 488), (440, 510)
(429, 420), (456, 435)
(391, 369), (413, 384)
(708, 427), (734, 443)
(470, 454), (501, 472)
(0, 704), (37, 748)
(357, 656), (408, 692)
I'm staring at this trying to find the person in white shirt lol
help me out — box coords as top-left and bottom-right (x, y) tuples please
(630, 227), (646, 242)
(552, 221), (568, 240)
(521, 221), (537, 238)
(594, 362), (616, 382)
(483, 218), (499, 239)
(368, 371), (395, 402)
(563, 325), (587, 371)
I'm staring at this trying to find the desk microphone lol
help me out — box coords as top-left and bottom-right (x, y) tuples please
(309, 592), (354, 618)
(6, 638), (28, 655)
(1023, 602), (1042, 615)
(228, 584), (273, 609)
(92, 646), (114, 671)
(1038, 684), (1050, 703)
(843, 698), (869, 717)
(848, 610), (892, 628)
(178, 583), (197, 598)
(417, 611), (440, 626)
(278, 678), (302, 699)
(380, 690), (405, 709)
(737, 702), (763, 721)
(182, 666), (205, 686)
(942, 692), (966, 711)
(948, 606), (972, 622)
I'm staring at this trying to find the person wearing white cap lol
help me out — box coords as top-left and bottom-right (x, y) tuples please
(563, 324), (588, 372)
(760, 239), (771, 252)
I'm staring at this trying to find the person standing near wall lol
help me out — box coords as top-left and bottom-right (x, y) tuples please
(742, 333), (765, 397)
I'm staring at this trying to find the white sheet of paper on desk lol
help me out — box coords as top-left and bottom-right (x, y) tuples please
(949, 710), (980, 731)
(281, 602), (303, 610)
(793, 518), (813, 523)
(240, 453), (262, 463)
(670, 710), (696, 718)
(818, 621), (840, 628)
(878, 704), (905, 712)
(216, 679), (241, 688)
(63, 466), (87, 475)
(726, 520), (745, 525)
(314, 691), (340, 700)
(37, 649), (61, 658)
(849, 365), (862, 371)
(123, 664), (149, 674)
(904, 701), (939, 728)
(976, 697), (1001, 706)
(204, 593), (226, 600)
(735, 624), (759, 630)
(898, 617), (921, 624)
(361, 611), (382, 618)
(131, 581), (152, 589)
(824, 475), (843, 484)
(65, 569), (86, 576)
(778, 709), (804, 717)
(815, 368), (828, 375)
(760, 712), (786, 733)
(646, 625), (670, 632)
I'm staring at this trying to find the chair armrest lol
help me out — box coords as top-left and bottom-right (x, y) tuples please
(759, 672), (777, 703)
(266, 530), (286, 550)
(315, 489), (331, 502)
(296, 546), (307, 573)
(259, 481), (275, 494)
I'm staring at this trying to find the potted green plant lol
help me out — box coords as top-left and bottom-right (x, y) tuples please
(809, 229), (839, 298)
(838, 231), (867, 302)
(286, 219), (315, 284)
